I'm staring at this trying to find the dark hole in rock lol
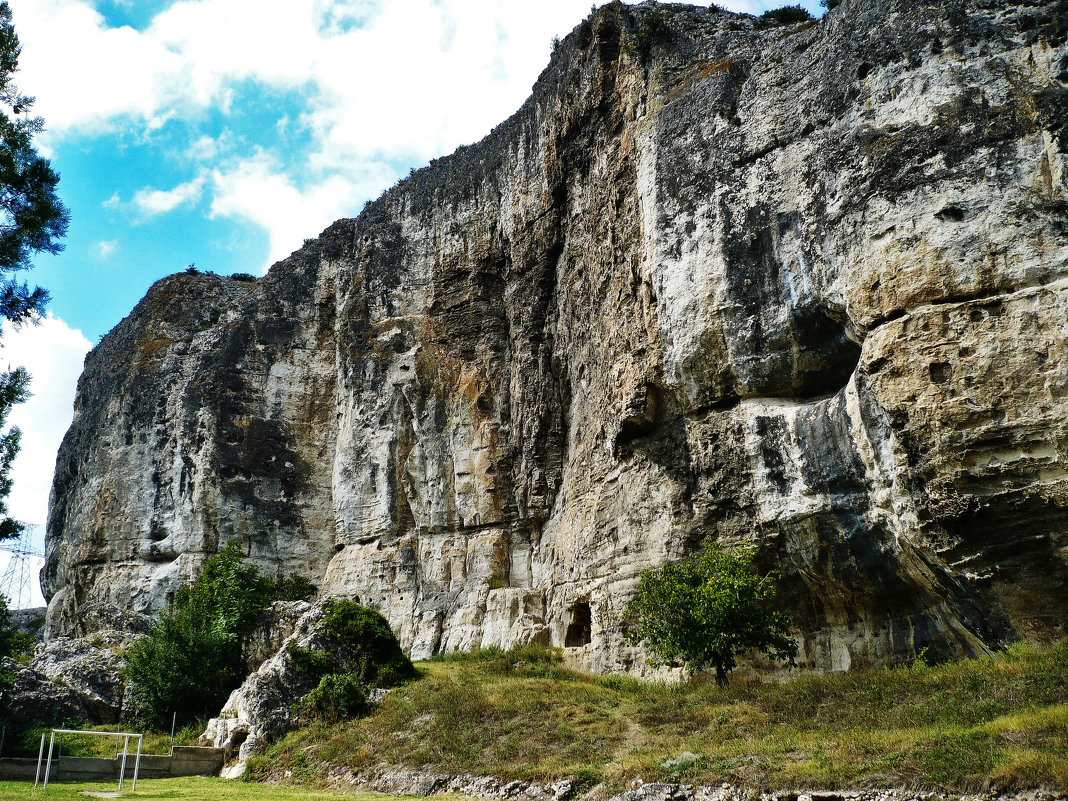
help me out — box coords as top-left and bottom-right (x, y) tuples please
(597, 20), (620, 63)
(790, 306), (862, 398)
(866, 356), (888, 374)
(564, 601), (592, 647)
(857, 62), (872, 80)
(936, 206), (966, 222)
(615, 383), (662, 448)
(929, 362), (952, 384)
(578, 19), (593, 50)
(227, 727), (249, 759)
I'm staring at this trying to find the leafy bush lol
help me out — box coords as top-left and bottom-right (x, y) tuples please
(622, 540), (796, 685)
(756, 5), (813, 27)
(287, 643), (337, 681)
(298, 672), (368, 722)
(0, 594), (33, 698)
(0, 594), (31, 661)
(319, 598), (415, 687)
(230, 272), (257, 282)
(123, 612), (241, 728)
(124, 543), (317, 727)
(285, 600), (414, 725)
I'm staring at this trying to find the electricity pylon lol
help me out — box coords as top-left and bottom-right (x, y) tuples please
(0, 523), (43, 608)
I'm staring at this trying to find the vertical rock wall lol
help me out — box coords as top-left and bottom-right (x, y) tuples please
(44, 0), (1068, 674)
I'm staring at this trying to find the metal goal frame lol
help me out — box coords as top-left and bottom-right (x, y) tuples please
(33, 728), (144, 791)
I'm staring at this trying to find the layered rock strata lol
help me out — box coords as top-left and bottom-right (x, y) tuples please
(43, 0), (1068, 674)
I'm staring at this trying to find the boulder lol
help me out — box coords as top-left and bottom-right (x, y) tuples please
(0, 657), (89, 741)
(202, 597), (411, 761)
(30, 636), (127, 722)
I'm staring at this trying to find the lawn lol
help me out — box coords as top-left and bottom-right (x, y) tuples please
(252, 641), (1068, 793)
(0, 776), (424, 800)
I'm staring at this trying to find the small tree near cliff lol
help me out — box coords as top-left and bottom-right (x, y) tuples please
(622, 540), (797, 685)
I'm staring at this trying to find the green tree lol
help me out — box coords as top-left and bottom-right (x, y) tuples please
(622, 540), (797, 685)
(0, 1), (69, 541)
(124, 543), (315, 727)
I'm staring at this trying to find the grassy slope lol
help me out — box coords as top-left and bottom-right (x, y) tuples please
(0, 776), (408, 800)
(252, 642), (1068, 793)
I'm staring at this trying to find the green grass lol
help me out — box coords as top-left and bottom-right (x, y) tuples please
(0, 776), (420, 800)
(12, 723), (204, 759)
(252, 641), (1068, 793)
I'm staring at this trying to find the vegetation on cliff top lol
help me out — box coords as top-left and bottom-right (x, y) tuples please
(251, 641), (1068, 793)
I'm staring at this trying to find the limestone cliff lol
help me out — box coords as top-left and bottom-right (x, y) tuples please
(43, 0), (1068, 673)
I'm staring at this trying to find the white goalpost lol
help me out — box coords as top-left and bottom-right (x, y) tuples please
(33, 728), (144, 791)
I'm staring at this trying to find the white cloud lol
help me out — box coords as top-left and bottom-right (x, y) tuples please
(132, 175), (205, 216)
(12, 0), (186, 135)
(102, 192), (121, 209)
(209, 151), (391, 265)
(187, 134), (217, 161)
(96, 239), (118, 258)
(1, 315), (92, 530)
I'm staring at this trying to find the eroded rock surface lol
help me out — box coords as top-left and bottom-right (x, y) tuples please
(202, 598), (405, 760)
(44, 0), (1068, 673)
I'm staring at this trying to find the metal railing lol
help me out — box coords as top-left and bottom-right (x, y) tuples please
(33, 728), (144, 791)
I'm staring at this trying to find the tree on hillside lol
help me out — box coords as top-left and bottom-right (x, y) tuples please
(622, 540), (797, 685)
(0, 0), (69, 540)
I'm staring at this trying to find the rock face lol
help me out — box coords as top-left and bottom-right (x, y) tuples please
(43, 0), (1068, 674)
(29, 633), (129, 722)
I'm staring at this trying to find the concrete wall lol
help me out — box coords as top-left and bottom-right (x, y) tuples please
(0, 746), (225, 782)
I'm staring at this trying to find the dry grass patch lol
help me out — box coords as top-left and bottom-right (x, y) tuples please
(252, 641), (1068, 793)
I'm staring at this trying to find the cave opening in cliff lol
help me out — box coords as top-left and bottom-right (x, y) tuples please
(564, 601), (592, 647)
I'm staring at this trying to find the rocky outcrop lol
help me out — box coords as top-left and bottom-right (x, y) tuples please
(1, 657), (90, 737)
(43, 0), (1068, 674)
(29, 634), (128, 722)
(202, 598), (409, 761)
(0, 604), (156, 737)
(273, 764), (1068, 801)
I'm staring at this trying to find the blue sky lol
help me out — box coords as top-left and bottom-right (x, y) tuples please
(1, 0), (823, 606)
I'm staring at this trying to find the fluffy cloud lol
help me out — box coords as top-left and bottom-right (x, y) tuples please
(209, 151), (391, 264)
(132, 175), (205, 216)
(2, 315), (92, 530)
